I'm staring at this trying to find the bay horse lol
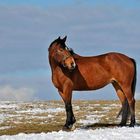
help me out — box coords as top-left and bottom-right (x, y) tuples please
(48, 36), (137, 130)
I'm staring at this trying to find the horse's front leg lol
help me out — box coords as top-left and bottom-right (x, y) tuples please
(64, 103), (76, 130)
(59, 89), (76, 130)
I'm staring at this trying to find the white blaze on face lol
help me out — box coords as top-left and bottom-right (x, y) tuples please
(71, 58), (76, 68)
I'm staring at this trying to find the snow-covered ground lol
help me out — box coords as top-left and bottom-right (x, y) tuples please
(0, 100), (140, 139)
(0, 127), (140, 140)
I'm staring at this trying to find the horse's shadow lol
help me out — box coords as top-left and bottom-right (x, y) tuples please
(80, 123), (140, 130)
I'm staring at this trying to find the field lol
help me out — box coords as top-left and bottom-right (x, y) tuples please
(0, 100), (140, 139)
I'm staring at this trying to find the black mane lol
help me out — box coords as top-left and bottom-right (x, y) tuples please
(67, 47), (75, 55)
(48, 38), (65, 51)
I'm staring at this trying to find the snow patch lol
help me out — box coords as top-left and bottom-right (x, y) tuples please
(46, 108), (65, 113)
(15, 107), (65, 114)
(78, 115), (99, 125)
(1, 127), (140, 140)
(0, 126), (12, 130)
(0, 103), (18, 109)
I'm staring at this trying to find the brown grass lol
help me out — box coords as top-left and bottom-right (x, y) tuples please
(0, 100), (140, 135)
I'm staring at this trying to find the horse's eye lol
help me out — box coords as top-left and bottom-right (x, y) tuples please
(59, 48), (63, 52)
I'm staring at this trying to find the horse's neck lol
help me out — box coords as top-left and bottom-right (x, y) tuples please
(49, 59), (55, 71)
(49, 56), (60, 73)
(73, 53), (82, 59)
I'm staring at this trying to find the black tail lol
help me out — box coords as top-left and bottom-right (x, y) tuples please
(116, 99), (130, 124)
(117, 59), (137, 125)
(131, 58), (137, 96)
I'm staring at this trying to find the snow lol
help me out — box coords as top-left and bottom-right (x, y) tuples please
(15, 107), (64, 114)
(0, 126), (12, 130)
(0, 114), (5, 123)
(0, 127), (140, 140)
(0, 104), (18, 109)
(0, 101), (65, 124)
(0, 100), (140, 139)
(78, 115), (99, 125)
(46, 107), (65, 113)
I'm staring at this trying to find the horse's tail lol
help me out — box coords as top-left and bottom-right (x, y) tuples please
(117, 59), (137, 121)
(131, 58), (137, 96)
(116, 99), (129, 119)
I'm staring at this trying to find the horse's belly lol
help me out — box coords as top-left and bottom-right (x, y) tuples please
(74, 83), (108, 91)
(73, 62), (111, 91)
(73, 77), (109, 91)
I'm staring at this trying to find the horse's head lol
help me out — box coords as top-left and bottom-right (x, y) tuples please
(49, 36), (76, 70)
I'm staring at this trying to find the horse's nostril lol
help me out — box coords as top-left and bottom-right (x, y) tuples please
(71, 62), (74, 66)
(71, 62), (76, 69)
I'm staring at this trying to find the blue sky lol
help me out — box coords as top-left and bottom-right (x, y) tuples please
(1, 0), (140, 8)
(0, 0), (140, 101)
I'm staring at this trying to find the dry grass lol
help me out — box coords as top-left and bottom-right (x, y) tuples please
(0, 100), (140, 135)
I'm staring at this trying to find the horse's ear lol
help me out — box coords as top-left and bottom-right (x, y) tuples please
(57, 36), (61, 40)
(62, 36), (67, 42)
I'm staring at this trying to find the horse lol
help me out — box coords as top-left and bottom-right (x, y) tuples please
(48, 36), (137, 130)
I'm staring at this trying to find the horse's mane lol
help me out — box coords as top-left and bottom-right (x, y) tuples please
(67, 48), (75, 55)
(48, 38), (59, 51)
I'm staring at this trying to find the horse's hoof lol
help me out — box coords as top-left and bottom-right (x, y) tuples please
(70, 124), (76, 131)
(119, 123), (126, 127)
(62, 126), (70, 131)
(129, 123), (135, 127)
(62, 124), (76, 131)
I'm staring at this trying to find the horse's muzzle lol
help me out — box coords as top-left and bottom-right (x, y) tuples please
(70, 62), (76, 70)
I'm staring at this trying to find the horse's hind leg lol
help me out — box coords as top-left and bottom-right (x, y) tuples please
(121, 87), (135, 127)
(112, 82), (129, 126)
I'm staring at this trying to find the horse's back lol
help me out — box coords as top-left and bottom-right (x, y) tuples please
(105, 52), (134, 72)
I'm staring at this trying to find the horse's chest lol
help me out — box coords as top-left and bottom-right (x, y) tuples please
(52, 71), (67, 90)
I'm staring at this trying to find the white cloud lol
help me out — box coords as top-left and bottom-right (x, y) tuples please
(0, 85), (36, 101)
